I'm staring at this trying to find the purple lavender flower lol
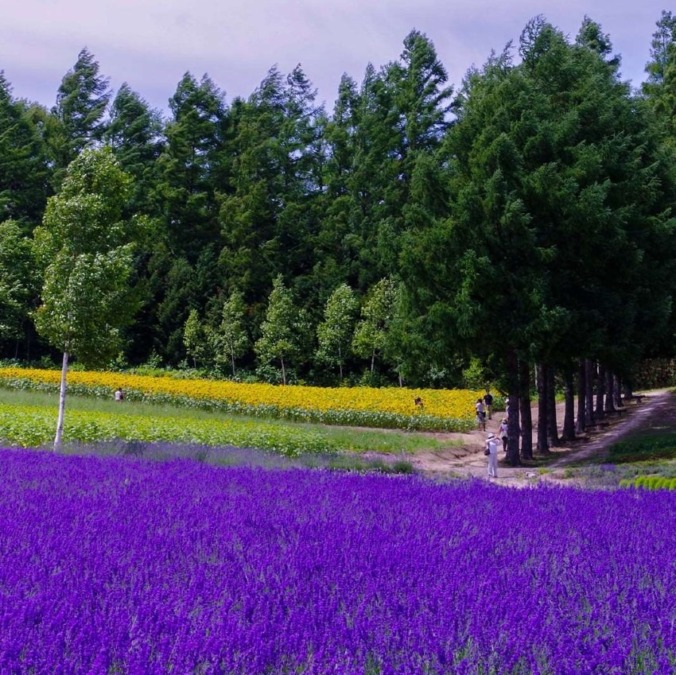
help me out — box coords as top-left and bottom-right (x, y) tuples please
(0, 448), (674, 673)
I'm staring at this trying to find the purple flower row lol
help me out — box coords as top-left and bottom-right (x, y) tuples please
(0, 448), (674, 673)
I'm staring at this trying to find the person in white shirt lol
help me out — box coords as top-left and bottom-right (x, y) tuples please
(499, 418), (508, 453)
(486, 433), (499, 478)
(475, 399), (486, 431)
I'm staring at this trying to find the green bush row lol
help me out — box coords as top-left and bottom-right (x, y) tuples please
(619, 475), (676, 490)
(0, 404), (338, 457)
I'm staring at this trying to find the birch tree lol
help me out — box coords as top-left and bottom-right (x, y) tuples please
(213, 290), (249, 377)
(255, 275), (303, 385)
(33, 147), (140, 450)
(316, 283), (358, 380)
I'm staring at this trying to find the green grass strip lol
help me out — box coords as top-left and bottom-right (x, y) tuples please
(0, 392), (453, 456)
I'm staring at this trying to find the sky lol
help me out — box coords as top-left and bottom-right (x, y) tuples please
(0, 0), (669, 116)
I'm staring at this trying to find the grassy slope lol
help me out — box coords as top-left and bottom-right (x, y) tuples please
(573, 391), (676, 486)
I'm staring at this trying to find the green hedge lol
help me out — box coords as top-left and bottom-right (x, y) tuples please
(619, 475), (676, 490)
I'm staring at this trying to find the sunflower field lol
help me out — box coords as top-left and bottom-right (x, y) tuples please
(0, 367), (480, 432)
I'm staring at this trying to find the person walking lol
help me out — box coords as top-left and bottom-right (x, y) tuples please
(499, 417), (508, 453)
(475, 398), (486, 431)
(486, 433), (499, 478)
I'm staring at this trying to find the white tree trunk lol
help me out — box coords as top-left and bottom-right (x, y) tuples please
(54, 351), (69, 451)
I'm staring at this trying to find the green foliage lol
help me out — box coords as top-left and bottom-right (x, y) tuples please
(621, 475), (676, 490)
(33, 147), (141, 366)
(0, 73), (51, 223)
(316, 284), (358, 379)
(0, 401), (334, 457)
(34, 246), (135, 365)
(182, 309), (208, 369)
(1, 22), (675, 389)
(255, 275), (307, 385)
(0, 220), (38, 340)
(157, 72), (226, 261)
(105, 83), (164, 215)
(212, 291), (249, 377)
(352, 278), (397, 373)
(50, 48), (111, 174)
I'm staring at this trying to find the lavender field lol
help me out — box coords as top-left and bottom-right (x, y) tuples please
(1, 448), (674, 673)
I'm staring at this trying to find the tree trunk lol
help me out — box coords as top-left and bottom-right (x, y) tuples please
(231, 352), (236, 378)
(54, 351), (69, 452)
(280, 357), (286, 385)
(506, 350), (521, 467)
(370, 350), (375, 374)
(595, 363), (606, 419)
(613, 374), (623, 408)
(562, 369), (576, 441)
(604, 370), (616, 413)
(536, 363), (549, 454)
(585, 359), (595, 427)
(519, 360), (533, 460)
(576, 359), (586, 434)
(546, 366), (559, 446)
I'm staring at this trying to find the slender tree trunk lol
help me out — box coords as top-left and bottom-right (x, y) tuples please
(519, 360), (533, 460)
(604, 370), (616, 413)
(506, 350), (521, 467)
(585, 359), (595, 427)
(613, 374), (623, 408)
(280, 357), (286, 385)
(562, 369), (576, 441)
(536, 363), (549, 454)
(370, 350), (375, 374)
(338, 346), (343, 381)
(231, 351), (236, 378)
(576, 359), (586, 434)
(595, 364), (606, 419)
(54, 351), (69, 452)
(546, 366), (559, 446)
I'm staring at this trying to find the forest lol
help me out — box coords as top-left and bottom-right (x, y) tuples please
(1, 13), (676, 464)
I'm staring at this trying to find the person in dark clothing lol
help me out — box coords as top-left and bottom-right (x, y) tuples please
(483, 390), (494, 420)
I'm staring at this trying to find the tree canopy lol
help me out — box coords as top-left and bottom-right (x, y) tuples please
(0, 16), (673, 406)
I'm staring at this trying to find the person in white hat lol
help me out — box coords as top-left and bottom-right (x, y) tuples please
(485, 433), (499, 478)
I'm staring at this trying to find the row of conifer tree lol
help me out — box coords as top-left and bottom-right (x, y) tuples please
(1, 13), (675, 425)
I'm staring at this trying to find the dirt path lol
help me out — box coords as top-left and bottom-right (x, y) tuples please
(408, 389), (674, 485)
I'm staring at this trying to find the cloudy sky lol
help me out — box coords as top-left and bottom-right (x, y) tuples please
(0, 0), (668, 116)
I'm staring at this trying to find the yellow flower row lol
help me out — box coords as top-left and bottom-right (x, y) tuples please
(0, 367), (481, 421)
